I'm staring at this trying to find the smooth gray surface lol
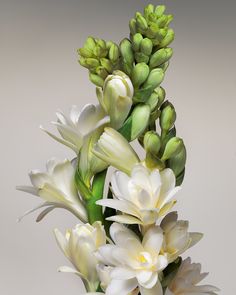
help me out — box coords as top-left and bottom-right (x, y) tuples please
(1, 0), (235, 293)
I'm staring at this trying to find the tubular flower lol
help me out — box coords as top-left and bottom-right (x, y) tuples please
(97, 164), (180, 226)
(165, 258), (220, 295)
(93, 127), (140, 174)
(41, 104), (109, 153)
(17, 158), (87, 222)
(54, 222), (106, 292)
(96, 223), (168, 295)
(160, 212), (203, 263)
(97, 70), (133, 129)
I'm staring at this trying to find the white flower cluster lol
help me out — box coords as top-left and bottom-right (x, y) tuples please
(17, 69), (219, 295)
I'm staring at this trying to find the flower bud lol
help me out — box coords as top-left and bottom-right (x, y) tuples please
(120, 38), (134, 66)
(131, 63), (150, 88)
(136, 12), (148, 31)
(89, 73), (104, 87)
(159, 28), (175, 47)
(155, 5), (166, 17)
(109, 43), (119, 62)
(149, 48), (173, 69)
(129, 18), (137, 34)
(84, 37), (96, 50)
(100, 58), (113, 73)
(132, 33), (143, 52)
(140, 38), (153, 56)
(144, 4), (154, 17)
(135, 52), (149, 64)
(160, 102), (176, 132)
(144, 131), (161, 155)
(161, 137), (184, 161)
(98, 71), (133, 129)
(168, 144), (186, 177)
(143, 68), (165, 89)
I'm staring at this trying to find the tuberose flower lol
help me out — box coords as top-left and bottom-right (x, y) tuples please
(161, 212), (203, 263)
(40, 104), (109, 153)
(165, 258), (220, 295)
(93, 127), (140, 175)
(96, 222), (168, 295)
(17, 158), (87, 222)
(97, 70), (133, 129)
(54, 222), (106, 292)
(97, 164), (180, 226)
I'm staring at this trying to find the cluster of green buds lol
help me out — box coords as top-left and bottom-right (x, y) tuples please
(78, 37), (120, 87)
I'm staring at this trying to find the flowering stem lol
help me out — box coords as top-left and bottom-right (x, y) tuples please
(86, 169), (107, 224)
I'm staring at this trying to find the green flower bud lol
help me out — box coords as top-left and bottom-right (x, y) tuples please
(84, 37), (96, 51)
(161, 137), (184, 161)
(109, 43), (119, 63)
(96, 66), (108, 79)
(100, 58), (113, 73)
(168, 144), (187, 177)
(144, 131), (161, 155)
(79, 47), (93, 58)
(135, 52), (149, 64)
(79, 57), (87, 68)
(159, 28), (175, 47)
(159, 61), (169, 72)
(140, 38), (153, 56)
(106, 40), (113, 49)
(160, 102), (176, 132)
(155, 5), (166, 17)
(144, 4), (154, 18)
(129, 18), (137, 35)
(100, 71), (133, 129)
(132, 33), (143, 52)
(131, 63), (150, 88)
(149, 48), (173, 69)
(89, 73), (104, 87)
(136, 12), (148, 31)
(120, 38), (134, 66)
(146, 91), (159, 111)
(155, 86), (166, 107)
(85, 58), (100, 69)
(143, 68), (165, 89)
(119, 104), (151, 141)
(93, 44), (107, 58)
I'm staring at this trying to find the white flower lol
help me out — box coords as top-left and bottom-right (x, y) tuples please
(54, 222), (106, 292)
(161, 212), (203, 263)
(97, 70), (133, 129)
(93, 127), (140, 174)
(96, 223), (168, 295)
(165, 258), (220, 295)
(41, 104), (109, 153)
(17, 158), (87, 222)
(97, 164), (180, 226)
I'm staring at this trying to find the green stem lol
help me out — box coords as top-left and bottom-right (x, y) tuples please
(86, 169), (107, 224)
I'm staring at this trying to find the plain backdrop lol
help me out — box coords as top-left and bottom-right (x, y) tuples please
(1, 0), (235, 294)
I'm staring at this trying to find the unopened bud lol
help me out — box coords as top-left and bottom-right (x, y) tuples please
(132, 33), (143, 52)
(161, 137), (184, 161)
(140, 38), (153, 56)
(149, 48), (173, 69)
(155, 5), (166, 17)
(159, 28), (175, 47)
(168, 144), (186, 177)
(89, 73), (104, 87)
(109, 43), (119, 63)
(136, 12), (148, 31)
(143, 68), (165, 89)
(144, 131), (161, 155)
(160, 102), (176, 132)
(131, 63), (150, 88)
(135, 52), (149, 64)
(129, 18), (137, 35)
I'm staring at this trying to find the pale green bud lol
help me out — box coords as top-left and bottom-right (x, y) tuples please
(100, 58), (113, 73)
(84, 37), (96, 51)
(79, 57), (87, 68)
(155, 86), (166, 107)
(89, 73), (104, 87)
(93, 44), (107, 58)
(136, 12), (148, 31)
(159, 61), (169, 72)
(161, 137), (184, 161)
(168, 144), (186, 177)
(79, 47), (93, 58)
(160, 102), (176, 132)
(155, 5), (166, 17)
(144, 4), (154, 17)
(135, 52), (149, 64)
(144, 131), (161, 155)
(132, 33), (143, 52)
(149, 48), (173, 69)
(129, 18), (137, 35)
(109, 43), (119, 62)
(146, 91), (159, 111)
(131, 63), (150, 88)
(120, 38), (134, 66)
(159, 28), (175, 47)
(85, 58), (100, 69)
(140, 38), (153, 56)
(143, 68), (165, 89)
(101, 71), (134, 129)
(96, 66), (108, 79)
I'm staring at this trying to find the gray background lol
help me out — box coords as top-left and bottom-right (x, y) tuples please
(1, 0), (235, 294)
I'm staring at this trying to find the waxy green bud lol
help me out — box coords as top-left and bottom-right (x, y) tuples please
(159, 28), (175, 47)
(85, 58), (100, 69)
(160, 102), (176, 132)
(159, 61), (169, 72)
(129, 18), (137, 35)
(155, 86), (166, 107)
(84, 37), (96, 51)
(146, 87), (165, 110)
(131, 63), (150, 88)
(143, 68), (165, 89)
(144, 131), (161, 155)
(144, 4), (154, 18)
(140, 38), (153, 56)
(120, 38), (134, 65)
(155, 5), (166, 17)
(161, 137), (184, 161)
(136, 12), (148, 31)
(109, 43), (119, 62)
(79, 47), (93, 58)
(149, 48), (173, 69)
(135, 52), (149, 64)
(89, 73), (104, 87)
(168, 144), (187, 177)
(100, 58), (113, 73)
(132, 33), (143, 52)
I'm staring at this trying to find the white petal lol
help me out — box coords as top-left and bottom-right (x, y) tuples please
(106, 215), (142, 225)
(96, 199), (140, 217)
(189, 232), (203, 248)
(106, 278), (137, 295)
(54, 228), (69, 257)
(139, 280), (163, 295)
(16, 185), (39, 196)
(111, 170), (130, 199)
(136, 271), (157, 289)
(111, 267), (136, 280)
(29, 171), (51, 189)
(143, 226), (163, 255)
